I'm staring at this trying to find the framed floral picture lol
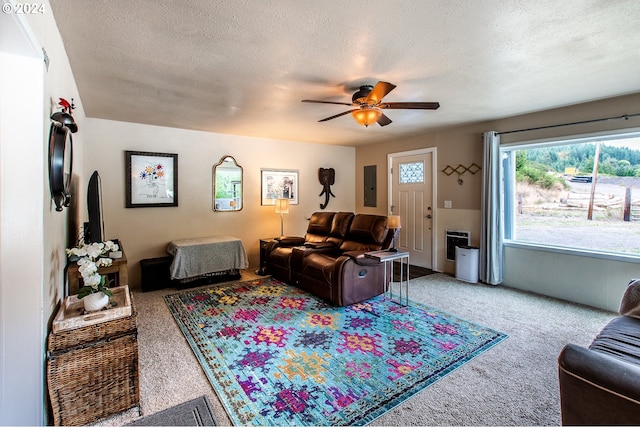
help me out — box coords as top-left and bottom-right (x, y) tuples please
(126, 151), (178, 208)
(261, 169), (299, 205)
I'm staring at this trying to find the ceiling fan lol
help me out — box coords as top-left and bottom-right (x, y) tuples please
(301, 81), (440, 127)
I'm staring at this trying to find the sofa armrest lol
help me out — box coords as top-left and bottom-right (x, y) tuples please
(275, 236), (306, 246)
(558, 343), (640, 425)
(340, 251), (382, 266)
(304, 241), (336, 250)
(265, 236), (306, 262)
(290, 244), (338, 270)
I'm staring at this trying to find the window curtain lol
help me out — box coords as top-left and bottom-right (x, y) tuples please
(480, 131), (503, 285)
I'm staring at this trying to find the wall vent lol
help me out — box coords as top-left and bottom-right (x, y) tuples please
(445, 229), (470, 261)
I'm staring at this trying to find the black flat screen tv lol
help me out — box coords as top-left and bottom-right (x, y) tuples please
(84, 171), (104, 244)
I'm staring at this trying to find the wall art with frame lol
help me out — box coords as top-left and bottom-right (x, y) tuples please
(125, 150), (178, 208)
(261, 169), (299, 205)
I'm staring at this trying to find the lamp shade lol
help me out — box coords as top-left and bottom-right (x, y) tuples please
(351, 107), (382, 127)
(274, 198), (289, 214)
(387, 215), (401, 229)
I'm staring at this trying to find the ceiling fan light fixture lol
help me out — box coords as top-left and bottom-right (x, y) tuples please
(351, 107), (382, 127)
(303, 81), (439, 127)
(352, 85), (374, 104)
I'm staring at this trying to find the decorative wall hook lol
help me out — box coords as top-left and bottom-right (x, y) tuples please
(318, 167), (335, 209)
(442, 163), (481, 185)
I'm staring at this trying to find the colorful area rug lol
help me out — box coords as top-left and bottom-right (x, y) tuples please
(164, 278), (507, 426)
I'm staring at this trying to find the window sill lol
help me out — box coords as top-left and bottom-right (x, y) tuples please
(504, 240), (640, 264)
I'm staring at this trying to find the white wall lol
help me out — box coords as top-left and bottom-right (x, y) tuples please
(84, 119), (356, 287)
(0, 3), (86, 424)
(0, 50), (45, 427)
(356, 123), (484, 274)
(27, 5), (88, 320)
(0, 8), (49, 424)
(504, 245), (639, 311)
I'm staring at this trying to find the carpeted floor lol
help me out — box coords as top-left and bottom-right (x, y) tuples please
(94, 270), (616, 426)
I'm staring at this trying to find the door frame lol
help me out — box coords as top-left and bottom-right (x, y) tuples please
(1, 10), (46, 426)
(387, 147), (438, 269)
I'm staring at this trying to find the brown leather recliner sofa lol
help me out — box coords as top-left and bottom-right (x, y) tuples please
(558, 279), (640, 425)
(265, 211), (393, 306)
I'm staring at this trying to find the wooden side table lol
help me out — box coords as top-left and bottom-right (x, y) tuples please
(67, 242), (128, 295)
(256, 238), (275, 275)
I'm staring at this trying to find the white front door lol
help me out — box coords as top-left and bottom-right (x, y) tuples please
(389, 149), (435, 269)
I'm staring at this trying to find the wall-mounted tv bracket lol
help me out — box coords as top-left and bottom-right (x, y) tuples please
(442, 163), (481, 185)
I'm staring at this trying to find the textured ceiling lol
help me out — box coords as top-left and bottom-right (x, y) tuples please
(49, 0), (640, 146)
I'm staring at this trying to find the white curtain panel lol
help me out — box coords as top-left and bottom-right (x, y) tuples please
(480, 131), (503, 285)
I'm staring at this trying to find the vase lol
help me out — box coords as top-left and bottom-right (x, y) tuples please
(83, 291), (109, 312)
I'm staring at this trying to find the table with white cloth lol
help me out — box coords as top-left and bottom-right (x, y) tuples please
(166, 235), (249, 281)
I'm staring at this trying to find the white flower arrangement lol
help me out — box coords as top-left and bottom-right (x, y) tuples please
(66, 240), (120, 299)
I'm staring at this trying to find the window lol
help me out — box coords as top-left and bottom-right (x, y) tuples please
(399, 161), (424, 183)
(502, 131), (640, 257)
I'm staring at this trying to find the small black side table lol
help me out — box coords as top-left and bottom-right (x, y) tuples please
(256, 238), (275, 275)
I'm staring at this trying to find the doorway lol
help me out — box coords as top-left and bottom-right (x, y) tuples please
(388, 148), (437, 269)
(0, 12), (46, 426)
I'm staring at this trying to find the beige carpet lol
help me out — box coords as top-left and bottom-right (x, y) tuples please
(94, 271), (616, 426)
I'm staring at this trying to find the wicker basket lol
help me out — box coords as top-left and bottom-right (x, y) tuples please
(47, 293), (140, 425)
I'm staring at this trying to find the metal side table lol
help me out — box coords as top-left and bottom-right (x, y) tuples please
(364, 250), (410, 306)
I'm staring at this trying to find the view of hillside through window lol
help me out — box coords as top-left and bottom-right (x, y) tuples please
(509, 136), (640, 256)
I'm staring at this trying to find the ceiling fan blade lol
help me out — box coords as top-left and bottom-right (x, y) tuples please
(381, 102), (440, 110)
(377, 113), (392, 127)
(365, 81), (397, 104)
(318, 109), (358, 122)
(302, 100), (353, 106)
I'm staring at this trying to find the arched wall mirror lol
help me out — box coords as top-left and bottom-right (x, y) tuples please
(213, 155), (243, 211)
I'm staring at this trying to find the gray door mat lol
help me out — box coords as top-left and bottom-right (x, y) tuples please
(127, 396), (217, 426)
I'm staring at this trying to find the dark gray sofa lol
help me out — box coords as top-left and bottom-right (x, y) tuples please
(558, 279), (640, 425)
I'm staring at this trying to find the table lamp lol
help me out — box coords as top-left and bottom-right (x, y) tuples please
(274, 198), (289, 237)
(387, 215), (401, 252)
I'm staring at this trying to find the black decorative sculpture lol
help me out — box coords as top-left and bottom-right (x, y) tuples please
(318, 167), (335, 209)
